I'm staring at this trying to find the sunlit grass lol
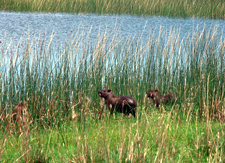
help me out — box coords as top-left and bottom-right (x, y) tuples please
(1, 111), (225, 162)
(1, 0), (225, 19)
(0, 25), (225, 162)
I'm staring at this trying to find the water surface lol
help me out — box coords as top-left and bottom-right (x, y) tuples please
(1, 11), (225, 46)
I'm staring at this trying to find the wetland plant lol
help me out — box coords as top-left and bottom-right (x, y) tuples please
(0, 25), (224, 162)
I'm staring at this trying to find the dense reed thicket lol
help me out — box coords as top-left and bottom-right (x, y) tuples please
(1, 0), (225, 19)
(0, 25), (224, 123)
(0, 26), (225, 162)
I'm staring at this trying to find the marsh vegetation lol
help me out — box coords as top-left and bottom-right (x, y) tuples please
(0, 24), (225, 161)
(1, 0), (225, 19)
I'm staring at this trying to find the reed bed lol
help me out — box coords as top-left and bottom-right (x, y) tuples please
(0, 26), (225, 162)
(1, 0), (225, 19)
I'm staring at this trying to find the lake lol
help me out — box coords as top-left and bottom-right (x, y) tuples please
(1, 11), (225, 47)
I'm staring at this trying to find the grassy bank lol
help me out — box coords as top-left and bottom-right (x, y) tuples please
(1, 0), (225, 19)
(1, 111), (225, 162)
(0, 26), (225, 161)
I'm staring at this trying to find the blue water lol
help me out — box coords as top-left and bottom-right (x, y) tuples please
(1, 11), (225, 47)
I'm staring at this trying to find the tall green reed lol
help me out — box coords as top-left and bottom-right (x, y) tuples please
(0, 25), (224, 128)
(1, 0), (225, 19)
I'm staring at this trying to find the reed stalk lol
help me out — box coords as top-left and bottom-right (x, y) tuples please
(1, 0), (225, 19)
(0, 25), (224, 162)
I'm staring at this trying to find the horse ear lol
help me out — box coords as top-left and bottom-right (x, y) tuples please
(108, 90), (111, 92)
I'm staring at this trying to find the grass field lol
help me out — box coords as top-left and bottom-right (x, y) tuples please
(1, 0), (225, 19)
(0, 25), (225, 162)
(1, 111), (225, 162)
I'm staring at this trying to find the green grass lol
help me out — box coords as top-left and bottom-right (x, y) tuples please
(1, 111), (225, 162)
(0, 25), (225, 162)
(1, 0), (225, 19)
